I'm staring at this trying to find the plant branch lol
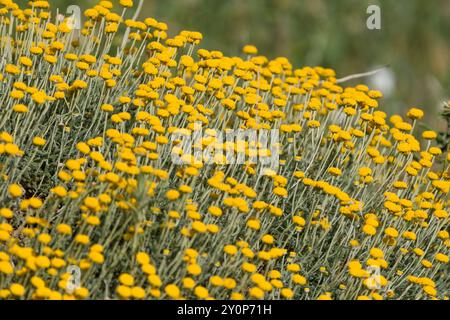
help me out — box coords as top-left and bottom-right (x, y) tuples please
(336, 65), (390, 84)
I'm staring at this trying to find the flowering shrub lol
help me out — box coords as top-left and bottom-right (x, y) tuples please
(0, 0), (449, 300)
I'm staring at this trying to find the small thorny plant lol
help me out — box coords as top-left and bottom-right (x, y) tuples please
(0, 0), (449, 300)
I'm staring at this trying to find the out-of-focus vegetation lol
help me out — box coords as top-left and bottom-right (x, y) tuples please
(22, 0), (450, 128)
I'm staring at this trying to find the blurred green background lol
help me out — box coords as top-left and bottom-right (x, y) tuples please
(22, 0), (450, 128)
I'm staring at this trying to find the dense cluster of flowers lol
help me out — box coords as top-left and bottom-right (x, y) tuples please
(0, 0), (449, 300)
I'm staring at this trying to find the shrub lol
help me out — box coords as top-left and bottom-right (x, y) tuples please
(0, 0), (448, 300)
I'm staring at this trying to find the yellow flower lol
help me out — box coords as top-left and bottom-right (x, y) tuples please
(384, 227), (399, 238)
(402, 231), (417, 241)
(421, 259), (433, 268)
(74, 234), (90, 245)
(136, 252), (151, 265)
(33, 137), (46, 146)
(287, 264), (301, 272)
(187, 264), (202, 276)
(194, 286), (209, 299)
(86, 216), (100, 226)
(182, 277), (196, 289)
(50, 186), (67, 197)
(362, 224), (376, 236)
(422, 131), (437, 140)
(31, 91), (47, 104)
(406, 107), (424, 120)
(56, 224), (72, 235)
(358, 167), (372, 177)
(273, 187), (288, 197)
(307, 120), (321, 128)
(327, 167), (342, 176)
(249, 287), (264, 299)
(84, 197), (100, 211)
(10, 283), (25, 297)
(292, 274), (307, 285)
(209, 276), (223, 287)
(29, 197), (43, 208)
(349, 239), (360, 247)
(10, 90), (25, 99)
(215, 277), (233, 290)
(119, 273), (135, 286)
(147, 274), (162, 287)
(208, 206), (222, 217)
(191, 221), (207, 233)
(8, 184), (23, 198)
(231, 292), (244, 300)
(131, 287), (146, 299)
(76, 142), (91, 154)
(166, 189), (180, 200)
(164, 284), (180, 299)
(262, 234), (274, 244)
(281, 288), (294, 299)
(243, 45), (258, 55)
(116, 285), (131, 299)
(224, 245), (238, 255)
(37, 233), (51, 244)
(423, 285), (436, 296)
(19, 56), (33, 67)
(0, 261), (14, 274)
(35, 256), (51, 268)
(435, 253), (449, 264)
(242, 262), (257, 273)
(12, 104), (28, 113)
(369, 247), (384, 258)
(120, 0), (133, 7)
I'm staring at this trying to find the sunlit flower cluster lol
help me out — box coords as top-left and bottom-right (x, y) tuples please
(0, 0), (448, 300)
